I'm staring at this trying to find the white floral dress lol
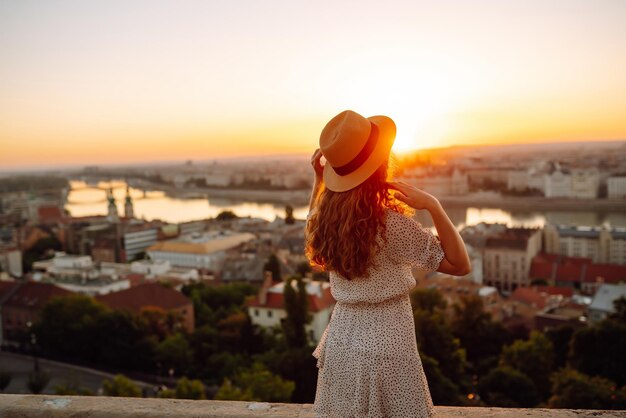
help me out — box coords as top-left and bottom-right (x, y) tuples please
(310, 208), (445, 418)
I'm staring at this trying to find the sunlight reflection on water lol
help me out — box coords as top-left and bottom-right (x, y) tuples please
(66, 180), (626, 228)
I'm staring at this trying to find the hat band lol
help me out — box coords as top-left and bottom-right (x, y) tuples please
(332, 123), (379, 176)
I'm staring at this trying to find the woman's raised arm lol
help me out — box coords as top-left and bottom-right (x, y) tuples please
(389, 181), (471, 276)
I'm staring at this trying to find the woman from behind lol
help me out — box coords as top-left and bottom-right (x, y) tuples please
(306, 110), (471, 418)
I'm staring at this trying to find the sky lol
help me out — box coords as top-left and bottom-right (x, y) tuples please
(1, 0), (625, 169)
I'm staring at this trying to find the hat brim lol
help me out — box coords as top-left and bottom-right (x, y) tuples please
(322, 115), (396, 192)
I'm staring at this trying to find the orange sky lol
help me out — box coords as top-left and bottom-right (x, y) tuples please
(1, 1), (625, 169)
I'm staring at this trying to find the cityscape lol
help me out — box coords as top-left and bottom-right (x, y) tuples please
(0, 140), (625, 410)
(1, 0), (626, 415)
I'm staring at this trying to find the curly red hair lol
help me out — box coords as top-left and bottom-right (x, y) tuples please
(305, 157), (410, 280)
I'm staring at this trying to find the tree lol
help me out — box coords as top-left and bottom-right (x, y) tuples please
(263, 254), (282, 282)
(285, 205), (295, 225)
(414, 308), (467, 388)
(451, 294), (513, 367)
(158, 377), (206, 400)
(548, 368), (625, 410)
(28, 370), (50, 394)
(34, 295), (109, 361)
(0, 371), (12, 392)
(102, 374), (141, 397)
(477, 366), (539, 407)
(296, 261), (311, 278)
(410, 287), (447, 314)
(419, 354), (462, 405)
(569, 318), (626, 386)
(155, 333), (193, 376)
(499, 330), (554, 399)
(609, 296), (626, 324)
(255, 346), (318, 403)
(282, 276), (312, 349)
(216, 210), (237, 221)
(545, 325), (575, 369)
(54, 373), (93, 396)
(215, 362), (295, 402)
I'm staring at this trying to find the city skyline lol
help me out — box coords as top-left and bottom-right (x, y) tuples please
(1, 0), (626, 169)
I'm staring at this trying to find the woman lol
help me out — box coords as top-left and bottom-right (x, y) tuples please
(305, 110), (471, 418)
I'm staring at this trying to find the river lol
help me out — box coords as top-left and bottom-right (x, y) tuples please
(65, 180), (626, 228)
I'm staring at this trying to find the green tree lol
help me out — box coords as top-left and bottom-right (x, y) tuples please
(410, 287), (447, 314)
(263, 254), (282, 282)
(477, 366), (540, 407)
(215, 362), (295, 402)
(548, 368), (624, 410)
(0, 371), (12, 392)
(545, 325), (575, 369)
(285, 205), (295, 224)
(102, 374), (141, 397)
(282, 276), (312, 348)
(420, 354), (462, 405)
(28, 370), (51, 394)
(34, 295), (108, 361)
(155, 333), (193, 376)
(414, 308), (467, 388)
(451, 294), (512, 367)
(255, 346), (318, 403)
(609, 296), (626, 324)
(216, 210), (238, 221)
(569, 318), (626, 386)
(500, 330), (554, 399)
(159, 377), (206, 400)
(54, 373), (93, 396)
(296, 261), (311, 278)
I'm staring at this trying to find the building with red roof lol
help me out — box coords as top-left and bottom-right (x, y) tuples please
(246, 272), (335, 343)
(529, 253), (625, 295)
(96, 282), (194, 332)
(0, 281), (73, 344)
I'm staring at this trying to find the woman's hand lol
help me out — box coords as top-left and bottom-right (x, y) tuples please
(311, 148), (324, 184)
(388, 181), (439, 212)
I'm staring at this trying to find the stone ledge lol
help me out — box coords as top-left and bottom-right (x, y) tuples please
(0, 395), (624, 417)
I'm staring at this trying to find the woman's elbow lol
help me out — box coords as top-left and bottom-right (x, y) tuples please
(456, 263), (472, 276)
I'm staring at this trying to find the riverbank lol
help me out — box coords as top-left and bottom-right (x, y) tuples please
(439, 195), (626, 211)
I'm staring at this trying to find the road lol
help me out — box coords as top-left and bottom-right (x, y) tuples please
(0, 351), (153, 395)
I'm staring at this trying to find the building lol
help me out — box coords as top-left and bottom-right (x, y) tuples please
(587, 284), (626, 324)
(0, 281), (73, 344)
(147, 231), (256, 271)
(247, 273), (335, 343)
(106, 188), (119, 223)
(483, 227), (542, 294)
(123, 227), (159, 262)
(130, 259), (199, 283)
(570, 168), (600, 199)
(607, 176), (626, 199)
(543, 224), (626, 265)
(544, 167), (571, 198)
(529, 253), (626, 295)
(416, 276), (501, 319)
(0, 247), (22, 278)
(401, 167), (469, 196)
(96, 282), (195, 332)
(124, 186), (134, 219)
(32, 253), (131, 296)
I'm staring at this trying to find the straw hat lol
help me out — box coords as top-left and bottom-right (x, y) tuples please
(319, 110), (396, 192)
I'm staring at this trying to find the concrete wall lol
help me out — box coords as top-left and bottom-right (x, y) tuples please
(0, 395), (624, 417)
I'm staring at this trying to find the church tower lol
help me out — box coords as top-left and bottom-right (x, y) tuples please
(124, 185), (134, 219)
(106, 187), (119, 223)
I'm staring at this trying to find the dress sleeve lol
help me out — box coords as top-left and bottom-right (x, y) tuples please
(385, 210), (445, 271)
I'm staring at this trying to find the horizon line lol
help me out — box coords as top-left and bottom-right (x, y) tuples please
(1, 138), (624, 175)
